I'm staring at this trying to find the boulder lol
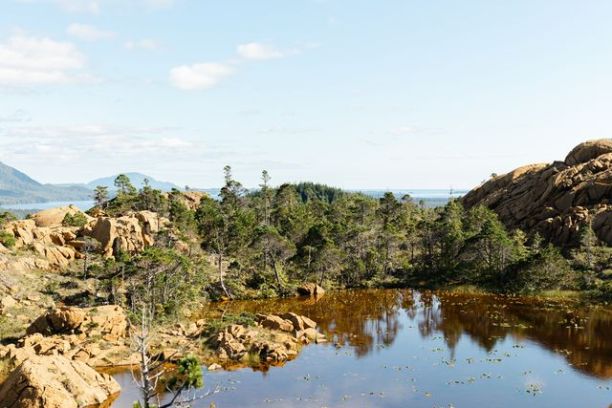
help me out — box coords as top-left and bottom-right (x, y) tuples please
(214, 326), (247, 360)
(297, 283), (326, 297)
(29, 205), (92, 228)
(4, 219), (37, 248)
(462, 139), (612, 246)
(31, 242), (76, 269)
(280, 312), (317, 331)
(3, 218), (81, 269)
(257, 314), (294, 332)
(0, 355), (120, 408)
(27, 305), (128, 341)
(168, 191), (208, 211)
(565, 139), (612, 166)
(0, 295), (17, 312)
(83, 211), (169, 257)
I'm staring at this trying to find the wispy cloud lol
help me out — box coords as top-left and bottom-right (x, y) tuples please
(389, 126), (420, 136)
(0, 33), (91, 86)
(237, 43), (284, 60)
(67, 23), (116, 41)
(170, 41), (308, 91)
(0, 109), (31, 123)
(169, 63), (235, 91)
(0, 125), (196, 161)
(124, 38), (161, 51)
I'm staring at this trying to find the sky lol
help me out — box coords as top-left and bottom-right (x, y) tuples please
(0, 0), (611, 190)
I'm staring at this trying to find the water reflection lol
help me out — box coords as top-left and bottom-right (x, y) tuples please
(204, 289), (612, 379)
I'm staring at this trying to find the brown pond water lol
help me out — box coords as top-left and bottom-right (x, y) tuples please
(111, 289), (612, 407)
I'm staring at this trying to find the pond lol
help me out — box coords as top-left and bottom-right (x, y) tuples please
(111, 289), (612, 407)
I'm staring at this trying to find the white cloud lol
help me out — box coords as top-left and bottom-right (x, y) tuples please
(390, 126), (419, 136)
(169, 63), (234, 91)
(124, 39), (161, 51)
(0, 125), (194, 158)
(169, 42), (302, 91)
(237, 42), (284, 60)
(67, 23), (115, 41)
(0, 34), (88, 86)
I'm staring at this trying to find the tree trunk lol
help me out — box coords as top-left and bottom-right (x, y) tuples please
(218, 253), (231, 299)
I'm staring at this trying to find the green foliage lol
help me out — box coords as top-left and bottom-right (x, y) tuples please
(102, 247), (207, 323)
(114, 173), (137, 196)
(93, 167), (603, 305)
(205, 312), (257, 334)
(93, 185), (109, 208)
(166, 355), (204, 391)
(293, 182), (344, 203)
(62, 212), (88, 227)
(0, 211), (16, 227)
(189, 168), (598, 298)
(505, 245), (577, 293)
(0, 231), (15, 248)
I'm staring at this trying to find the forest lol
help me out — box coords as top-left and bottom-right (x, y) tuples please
(79, 167), (612, 324)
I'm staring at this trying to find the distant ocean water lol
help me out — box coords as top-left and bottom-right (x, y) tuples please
(0, 200), (96, 211)
(0, 189), (466, 214)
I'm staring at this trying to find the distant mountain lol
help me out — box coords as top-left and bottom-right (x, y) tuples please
(87, 173), (181, 192)
(0, 162), (92, 205)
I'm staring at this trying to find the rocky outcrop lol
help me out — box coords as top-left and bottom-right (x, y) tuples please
(169, 191), (208, 211)
(27, 305), (128, 341)
(3, 219), (80, 269)
(28, 205), (93, 228)
(210, 313), (325, 365)
(82, 211), (169, 257)
(462, 139), (612, 246)
(297, 283), (326, 297)
(1, 208), (170, 271)
(0, 355), (120, 408)
(0, 306), (133, 369)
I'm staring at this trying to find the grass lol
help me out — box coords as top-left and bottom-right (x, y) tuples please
(536, 290), (582, 299)
(442, 285), (491, 295)
(205, 312), (257, 335)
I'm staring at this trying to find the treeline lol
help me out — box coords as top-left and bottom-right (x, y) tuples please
(91, 168), (611, 307)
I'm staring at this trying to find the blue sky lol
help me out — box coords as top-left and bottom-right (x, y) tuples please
(0, 0), (611, 189)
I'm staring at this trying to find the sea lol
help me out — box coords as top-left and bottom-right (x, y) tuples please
(0, 189), (466, 216)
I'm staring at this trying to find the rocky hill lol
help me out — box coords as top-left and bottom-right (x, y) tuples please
(87, 172), (181, 192)
(462, 139), (612, 246)
(0, 162), (91, 205)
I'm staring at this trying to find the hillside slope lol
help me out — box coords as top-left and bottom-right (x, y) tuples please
(0, 162), (91, 205)
(462, 139), (612, 246)
(87, 172), (180, 192)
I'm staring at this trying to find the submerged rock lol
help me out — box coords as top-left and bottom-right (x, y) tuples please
(210, 313), (325, 365)
(297, 283), (326, 297)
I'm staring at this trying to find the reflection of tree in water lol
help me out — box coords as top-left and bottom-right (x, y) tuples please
(203, 289), (407, 358)
(201, 289), (612, 379)
(418, 292), (612, 379)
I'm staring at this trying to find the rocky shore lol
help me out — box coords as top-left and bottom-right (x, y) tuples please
(0, 301), (325, 407)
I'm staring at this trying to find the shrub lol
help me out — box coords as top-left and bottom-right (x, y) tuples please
(62, 212), (88, 228)
(508, 245), (577, 293)
(0, 231), (15, 248)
